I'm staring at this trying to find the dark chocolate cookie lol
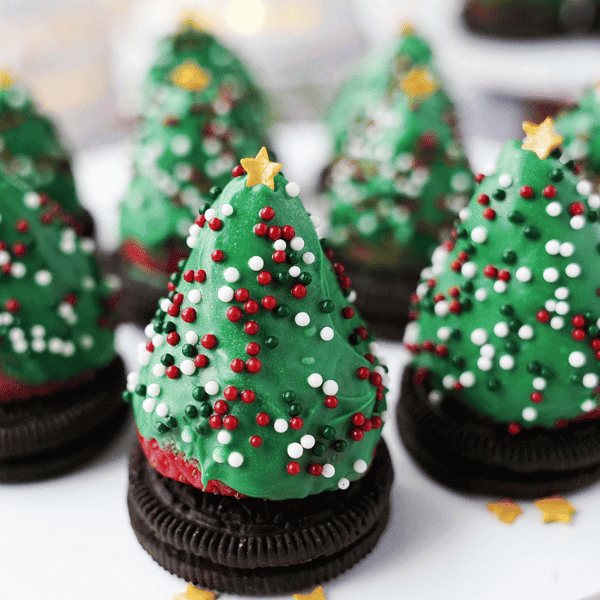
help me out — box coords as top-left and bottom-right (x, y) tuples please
(397, 365), (600, 497)
(128, 439), (393, 596)
(0, 357), (129, 482)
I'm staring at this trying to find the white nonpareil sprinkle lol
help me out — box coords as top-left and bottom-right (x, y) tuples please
(532, 377), (547, 390)
(156, 403), (168, 417)
(582, 399), (597, 412)
(470, 328), (488, 346)
(477, 357), (492, 371)
(153, 364), (166, 377)
(354, 460), (367, 473)
(437, 326), (451, 341)
(559, 242), (575, 257)
(186, 331), (199, 345)
(518, 325), (534, 339)
(498, 174), (512, 187)
(295, 312), (310, 327)
(303, 252), (315, 264)
(289, 266), (301, 277)
(142, 398), (156, 412)
(442, 375), (456, 389)
(223, 267), (240, 282)
(273, 239), (286, 251)
(459, 372), (475, 387)
(228, 452), (244, 467)
(205, 208), (216, 220)
(480, 343), (496, 358)
(320, 327), (334, 341)
(152, 334), (164, 348)
(428, 390), (443, 404)
(475, 289), (488, 302)
(24, 192), (41, 208)
(310, 215), (322, 228)
(434, 301), (449, 317)
(35, 270), (52, 286)
(565, 263), (581, 278)
(338, 478), (350, 490)
(221, 203), (233, 216)
(248, 256), (264, 271)
(322, 464), (335, 478)
(551, 316), (564, 330)
(471, 226), (487, 243)
(577, 180), (592, 195)
(218, 431), (232, 445)
(494, 280), (507, 294)
(160, 298), (172, 312)
(494, 322), (509, 337)
(516, 267), (532, 282)
(180, 360), (196, 375)
(186, 236), (198, 249)
(583, 373), (599, 389)
(571, 215), (585, 229)
(554, 300), (569, 314)
(546, 202), (562, 217)
(323, 380), (339, 395)
(522, 407), (537, 422)
(543, 267), (559, 283)
(218, 286), (234, 302)
(285, 182), (301, 197)
(147, 384), (160, 397)
(545, 239), (560, 255)
(181, 430), (193, 443)
(188, 289), (202, 304)
(308, 373), (323, 388)
(499, 355), (515, 370)
(274, 418), (289, 433)
(461, 262), (477, 278)
(290, 237), (305, 251)
(555, 287), (569, 300)
(301, 434), (316, 449)
(205, 381), (219, 395)
(287, 442), (303, 458)
(569, 351), (586, 368)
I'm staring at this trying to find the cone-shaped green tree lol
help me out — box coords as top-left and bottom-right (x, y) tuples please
(126, 148), (387, 500)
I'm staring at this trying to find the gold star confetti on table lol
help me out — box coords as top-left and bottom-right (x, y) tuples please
(172, 584), (215, 600)
(401, 68), (439, 102)
(522, 117), (563, 159)
(169, 60), (212, 92)
(241, 147), (282, 190)
(293, 586), (328, 600)
(0, 71), (14, 89)
(534, 496), (576, 524)
(487, 499), (523, 524)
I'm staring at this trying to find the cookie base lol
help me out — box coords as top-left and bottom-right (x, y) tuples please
(397, 366), (600, 498)
(128, 439), (393, 596)
(0, 357), (129, 482)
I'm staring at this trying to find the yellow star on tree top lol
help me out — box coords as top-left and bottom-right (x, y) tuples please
(240, 147), (282, 190)
(534, 496), (576, 524)
(487, 499), (523, 524)
(522, 117), (563, 160)
(401, 68), (439, 102)
(0, 71), (14, 89)
(179, 11), (205, 31)
(172, 584), (215, 600)
(293, 585), (328, 600)
(169, 60), (212, 92)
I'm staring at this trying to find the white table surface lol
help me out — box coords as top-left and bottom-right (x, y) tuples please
(2, 124), (600, 600)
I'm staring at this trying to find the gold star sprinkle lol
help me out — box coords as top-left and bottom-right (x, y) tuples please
(0, 71), (14, 89)
(487, 499), (523, 524)
(293, 586), (328, 600)
(534, 496), (576, 524)
(401, 22), (415, 37)
(522, 117), (563, 160)
(172, 584), (215, 600)
(401, 68), (439, 102)
(179, 11), (205, 31)
(240, 147), (282, 191)
(169, 60), (212, 92)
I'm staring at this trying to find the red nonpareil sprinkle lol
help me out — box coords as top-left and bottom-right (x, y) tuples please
(261, 295), (277, 310)
(350, 428), (364, 441)
(201, 334), (217, 349)
(572, 329), (586, 341)
(256, 413), (270, 426)
(250, 435), (262, 447)
(223, 416), (238, 430)
(246, 358), (262, 373)
(338, 275), (351, 290)
(268, 226), (281, 240)
(166, 332), (180, 346)
(569, 201), (585, 215)
(475, 173), (485, 183)
(309, 463), (323, 476)
(209, 415), (222, 429)
(172, 293), (184, 305)
(433, 293), (445, 303)
(12, 242), (27, 256)
(5, 299), (20, 313)
(477, 194), (490, 205)
(208, 217), (222, 231)
(457, 251), (469, 263)
(370, 372), (382, 386)
(254, 223), (268, 236)
(227, 306), (243, 322)
(287, 461), (300, 475)
(181, 307), (197, 323)
(167, 281), (176, 291)
(483, 265), (498, 278)
(166, 365), (180, 379)
(356, 326), (368, 340)
(497, 269), (510, 282)
(453, 382), (463, 391)
(282, 225), (295, 240)
(290, 417), (303, 430)
(543, 185), (557, 198)
(291, 284), (307, 299)
(257, 271), (272, 285)
(182, 270), (195, 283)
(364, 353), (376, 364)
(246, 342), (260, 356)
(245, 300), (259, 314)
(194, 269), (207, 282)
(224, 386), (238, 400)
(352, 413), (365, 426)
(146, 341), (154, 352)
(448, 286), (460, 298)
(324, 248), (334, 259)
(272, 250), (286, 263)
(235, 288), (250, 302)
(241, 390), (255, 403)
(435, 344), (448, 357)
(195, 215), (206, 227)
(450, 260), (461, 272)
(448, 300), (462, 314)
(325, 396), (338, 408)
(168, 304), (180, 317)
(508, 422), (521, 435)
(214, 400), (229, 415)
(520, 185), (534, 198)
(259, 206), (275, 221)
(244, 321), (259, 335)
(482, 208), (496, 220)
(232, 165), (246, 177)
(194, 354), (208, 368)
(211, 250), (224, 262)
(591, 339), (600, 350)
(15, 219), (29, 233)
(536, 310), (550, 323)
(357, 367), (370, 379)
(371, 416), (383, 429)
(342, 307), (354, 319)
(530, 392), (543, 403)
(230, 358), (244, 372)
(361, 419), (372, 432)
(572, 315), (586, 327)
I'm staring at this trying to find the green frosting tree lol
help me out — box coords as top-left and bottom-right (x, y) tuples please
(126, 149), (387, 500)
(327, 25), (434, 154)
(0, 72), (88, 231)
(555, 82), (600, 178)
(0, 168), (116, 385)
(406, 118), (600, 430)
(119, 21), (269, 280)
(324, 58), (473, 273)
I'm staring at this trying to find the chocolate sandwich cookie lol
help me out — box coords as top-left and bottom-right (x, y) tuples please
(398, 366), (600, 497)
(128, 439), (392, 596)
(399, 120), (600, 497)
(125, 149), (392, 592)
(0, 357), (128, 483)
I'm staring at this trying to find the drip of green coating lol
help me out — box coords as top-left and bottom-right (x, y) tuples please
(0, 79), (83, 218)
(555, 83), (600, 177)
(120, 23), (270, 253)
(130, 169), (387, 500)
(322, 28), (473, 273)
(407, 139), (600, 428)
(0, 169), (116, 385)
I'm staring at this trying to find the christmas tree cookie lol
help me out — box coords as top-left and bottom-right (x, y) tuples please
(118, 21), (269, 327)
(0, 168), (127, 482)
(0, 72), (94, 235)
(463, 0), (600, 38)
(322, 48), (473, 337)
(398, 118), (600, 497)
(126, 148), (393, 595)
(555, 81), (600, 181)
